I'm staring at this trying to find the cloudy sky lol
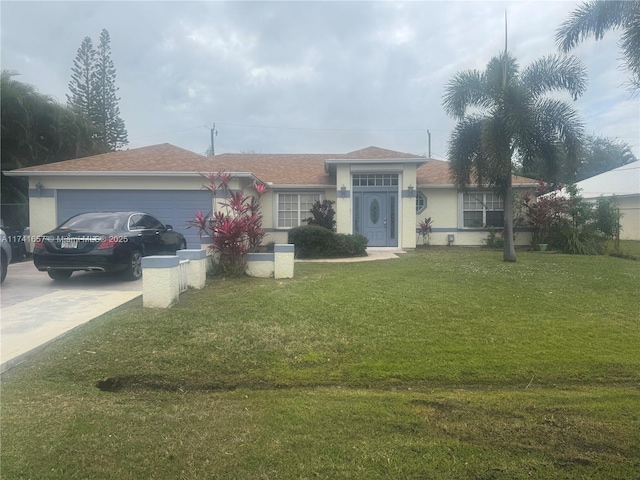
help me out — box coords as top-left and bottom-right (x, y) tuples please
(2, 1), (638, 160)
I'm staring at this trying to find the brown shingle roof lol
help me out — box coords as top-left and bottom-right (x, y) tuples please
(12, 143), (214, 173)
(9, 143), (535, 186)
(418, 159), (536, 185)
(207, 153), (333, 185)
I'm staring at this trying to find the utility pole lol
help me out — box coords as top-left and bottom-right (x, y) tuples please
(427, 130), (432, 158)
(209, 123), (218, 156)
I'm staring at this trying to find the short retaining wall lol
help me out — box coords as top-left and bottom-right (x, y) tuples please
(142, 245), (294, 308)
(246, 244), (294, 278)
(142, 249), (207, 308)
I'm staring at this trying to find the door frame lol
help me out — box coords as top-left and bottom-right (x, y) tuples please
(352, 188), (398, 247)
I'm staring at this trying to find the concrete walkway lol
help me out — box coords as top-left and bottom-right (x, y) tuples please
(1, 261), (142, 373)
(296, 247), (406, 263)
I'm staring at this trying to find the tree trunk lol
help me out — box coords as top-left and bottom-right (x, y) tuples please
(503, 173), (517, 262)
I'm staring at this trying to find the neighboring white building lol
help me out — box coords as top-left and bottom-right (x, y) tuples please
(575, 161), (640, 241)
(5, 144), (537, 249)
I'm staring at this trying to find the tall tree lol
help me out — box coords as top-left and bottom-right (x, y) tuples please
(2, 71), (108, 203)
(575, 134), (637, 180)
(67, 36), (96, 114)
(443, 52), (586, 262)
(519, 133), (636, 183)
(66, 29), (128, 150)
(92, 29), (128, 150)
(556, 0), (640, 94)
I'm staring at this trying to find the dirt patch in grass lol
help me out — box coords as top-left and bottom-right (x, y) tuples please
(93, 374), (303, 393)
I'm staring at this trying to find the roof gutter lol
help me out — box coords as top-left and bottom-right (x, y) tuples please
(3, 170), (262, 182)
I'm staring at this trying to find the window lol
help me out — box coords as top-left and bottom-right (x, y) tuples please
(416, 192), (427, 214)
(277, 193), (321, 228)
(462, 192), (504, 228)
(352, 174), (398, 187)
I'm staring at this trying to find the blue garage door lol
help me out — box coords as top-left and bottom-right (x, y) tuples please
(56, 190), (213, 249)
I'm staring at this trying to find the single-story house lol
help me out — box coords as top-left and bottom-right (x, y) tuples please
(5, 143), (537, 249)
(574, 161), (640, 240)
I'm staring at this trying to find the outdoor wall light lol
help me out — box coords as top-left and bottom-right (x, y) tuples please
(408, 184), (415, 197)
(35, 182), (44, 197)
(340, 184), (347, 198)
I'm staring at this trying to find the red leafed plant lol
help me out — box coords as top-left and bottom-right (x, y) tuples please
(189, 172), (268, 276)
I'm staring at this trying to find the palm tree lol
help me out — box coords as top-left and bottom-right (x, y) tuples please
(556, 0), (640, 94)
(443, 52), (586, 262)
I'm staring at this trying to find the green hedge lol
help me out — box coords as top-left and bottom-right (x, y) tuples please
(288, 225), (368, 259)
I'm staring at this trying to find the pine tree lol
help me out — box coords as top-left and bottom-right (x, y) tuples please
(67, 37), (96, 114)
(67, 29), (128, 150)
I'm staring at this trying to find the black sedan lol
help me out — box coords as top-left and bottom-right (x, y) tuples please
(33, 212), (187, 281)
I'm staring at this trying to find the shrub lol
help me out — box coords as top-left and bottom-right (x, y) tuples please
(333, 233), (368, 257)
(288, 225), (368, 258)
(306, 200), (336, 231)
(556, 225), (606, 255)
(189, 172), (267, 276)
(483, 227), (504, 249)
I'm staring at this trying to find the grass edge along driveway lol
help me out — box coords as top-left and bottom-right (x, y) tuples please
(2, 248), (639, 479)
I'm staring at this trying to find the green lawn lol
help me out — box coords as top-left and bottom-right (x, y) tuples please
(2, 248), (639, 479)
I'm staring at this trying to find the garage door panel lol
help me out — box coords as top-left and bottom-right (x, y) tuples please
(57, 190), (213, 248)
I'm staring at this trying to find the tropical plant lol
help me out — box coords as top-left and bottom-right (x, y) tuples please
(523, 181), (571, 247)
(188, 172), (267, 276)
(305, 199), (336, 231)
(443, 51), (586, 262)
(557, 0), (640, 93)
(417, 217), (433, 245)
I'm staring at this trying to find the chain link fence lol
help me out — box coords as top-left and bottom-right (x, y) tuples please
(0, 203), (29, 229)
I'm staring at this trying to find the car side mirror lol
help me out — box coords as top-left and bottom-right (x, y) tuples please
(165, 224), (173, 231)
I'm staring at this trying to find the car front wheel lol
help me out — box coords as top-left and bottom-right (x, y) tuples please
(124, 250), (143, 281)
(48, 270), (72, 281)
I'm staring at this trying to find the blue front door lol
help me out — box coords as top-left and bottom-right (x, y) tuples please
(355, 191), (398, 247)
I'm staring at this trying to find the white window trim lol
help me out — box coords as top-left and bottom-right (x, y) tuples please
(416, 192), (427, 214)
(274, 192), (324, 229)
(458, 191), (504, 229)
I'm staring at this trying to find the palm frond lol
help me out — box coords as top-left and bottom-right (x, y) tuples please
(535, 98), (584, 158)
(442, 70), (488, 119)
(556, 0), (630, 52)
(447, 115), (485, 188)
(480, 115), (512, 192)
(522, 54), (587, 100)
(620, 8), (640, 92)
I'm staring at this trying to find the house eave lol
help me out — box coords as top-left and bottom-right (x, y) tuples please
(3, 170), (261, 182)
(269, 184), (333, 190)
(324, 157), (427, 173)
(417, 182), (537, 189)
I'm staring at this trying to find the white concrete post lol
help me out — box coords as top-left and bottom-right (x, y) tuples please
(177, 249), (208, 289)
(245, 253), (275, 278)
(141, 256), (180, 308)
(274, 244), (295, 279)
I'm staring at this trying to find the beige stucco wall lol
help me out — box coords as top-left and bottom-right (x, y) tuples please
(415, 186), (533, 247)
(618, 195), (640, 240)
(401, 167), (418, 249)
(335, 164), (352, 234)
(28, 196), (58, 240)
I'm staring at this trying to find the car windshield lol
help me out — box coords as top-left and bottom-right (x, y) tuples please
(58, 214), (123, 232)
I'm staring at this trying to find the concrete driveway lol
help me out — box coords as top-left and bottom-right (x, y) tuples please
(1, 260), (142, 372)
